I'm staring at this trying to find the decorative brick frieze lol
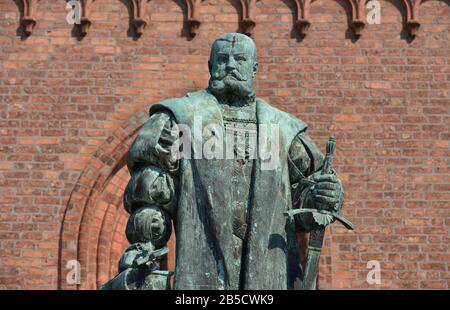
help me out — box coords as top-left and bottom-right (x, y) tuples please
(348, 0), (367, 37)
(186, 0), (203, 37)
(293, 0), (315, 37)
(131, 0), (149, 36)
(78, 0), (94, 37)
(240, 0), (258, 36)
(20, 0), (39, 36)
(402, 0), (422, 37)
(14, 0), (445, 39)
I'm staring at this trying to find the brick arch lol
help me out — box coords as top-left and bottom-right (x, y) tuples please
(107, 204), (129, 282)
(58, 109), (149, 290)
(95, 165), (131, 288)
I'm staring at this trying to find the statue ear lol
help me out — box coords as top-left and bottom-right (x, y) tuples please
(208, 60), (212, 76)
(252, 62), (259, 78)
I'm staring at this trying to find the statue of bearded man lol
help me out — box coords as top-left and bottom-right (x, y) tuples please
(102, 33), (344, 290)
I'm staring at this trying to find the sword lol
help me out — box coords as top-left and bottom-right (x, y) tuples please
(284, 137), (354, 290)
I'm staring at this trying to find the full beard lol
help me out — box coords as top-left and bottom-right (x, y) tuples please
(208, 71), (255, 106)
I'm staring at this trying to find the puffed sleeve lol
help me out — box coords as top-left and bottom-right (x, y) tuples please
(124, 111), (179, 218)
(120, 110), (180, 259)
(288, 131), (324, 232)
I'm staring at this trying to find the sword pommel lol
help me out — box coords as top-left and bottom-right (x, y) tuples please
(326, 136), (335, 156)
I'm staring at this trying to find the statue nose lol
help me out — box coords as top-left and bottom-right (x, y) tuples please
(226, 57), (236, 70)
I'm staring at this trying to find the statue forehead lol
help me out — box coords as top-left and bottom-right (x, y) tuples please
(211, 33), (256, 55)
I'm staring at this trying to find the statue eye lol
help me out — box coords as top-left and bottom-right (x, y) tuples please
(217, 55), (227, 63)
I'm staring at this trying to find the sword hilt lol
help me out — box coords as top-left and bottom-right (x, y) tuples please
(285, 136), (354, 230)
(322, 136), (335, 175)
(284, 208), (354, 230)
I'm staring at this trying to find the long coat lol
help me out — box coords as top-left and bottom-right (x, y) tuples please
(149, 89), (307, 289)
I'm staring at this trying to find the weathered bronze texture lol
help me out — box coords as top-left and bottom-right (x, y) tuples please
(103, 33), (348, 290)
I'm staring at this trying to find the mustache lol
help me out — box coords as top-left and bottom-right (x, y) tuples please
(212, 70), (247, 82)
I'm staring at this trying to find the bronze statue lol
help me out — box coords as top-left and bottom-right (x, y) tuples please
(102, 33), (350, 290)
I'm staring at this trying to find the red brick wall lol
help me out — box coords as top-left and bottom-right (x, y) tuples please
(0, 0), (449, 289)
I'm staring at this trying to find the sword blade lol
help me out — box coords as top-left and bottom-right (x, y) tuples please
(302, 225), (325, 290)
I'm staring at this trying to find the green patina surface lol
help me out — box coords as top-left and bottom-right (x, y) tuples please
(102, 33), (346, 290)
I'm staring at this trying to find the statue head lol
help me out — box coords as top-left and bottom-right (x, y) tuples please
(208, 32), (259, 100)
